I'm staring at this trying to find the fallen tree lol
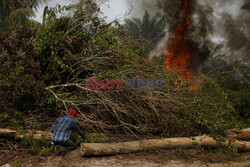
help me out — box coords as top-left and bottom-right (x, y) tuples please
(80, 135), (250, 156)
(0, 128), (107, 141)
(0, 128), (51, 140)
(1, 128), (250, 142)
(1, 128), (250, 156)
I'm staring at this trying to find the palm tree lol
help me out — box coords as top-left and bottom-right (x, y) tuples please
(0, 0), (45, 30)
(123, 10), (167, 47)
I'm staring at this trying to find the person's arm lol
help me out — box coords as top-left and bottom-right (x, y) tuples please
(50, 118), (60, 133)
(73, 121), (86, 139)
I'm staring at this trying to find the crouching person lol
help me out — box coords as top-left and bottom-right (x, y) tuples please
(50, 109), (86, 155)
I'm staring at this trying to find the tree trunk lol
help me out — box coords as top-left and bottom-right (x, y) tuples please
(0, 128), (51, 140)
(80, 135), (250, 157)
(1, 128), (250, 157)
(0, 129), (17, 137)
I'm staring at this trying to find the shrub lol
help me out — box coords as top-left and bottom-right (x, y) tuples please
(0, 28), (45, 114)
(22, 135), (56, 156)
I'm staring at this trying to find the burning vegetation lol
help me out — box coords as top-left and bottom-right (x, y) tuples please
(166, 0), (197, 90)
(0, 0), (249, 141)
(128, 0), (250, 64)
(165, 0), (211, 90)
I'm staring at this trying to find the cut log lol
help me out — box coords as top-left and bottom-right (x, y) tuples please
(1, 128), (250, 157)
(0, 128), (107, 141)
(16, 130), (52, 140)
(236, 132), (250, 141)
(0, 128), (51, 140)
(80, 135), (250, 156)
(227, 128), (250, 141)
(0, 129), (17, 137)
(241, 128), (250, 133)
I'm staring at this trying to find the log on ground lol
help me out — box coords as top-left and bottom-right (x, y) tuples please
(80, 135), (250, 157)
(0, 128), (52, 140)
(0, 128), (107, 141)
(0, 129), (17, 137)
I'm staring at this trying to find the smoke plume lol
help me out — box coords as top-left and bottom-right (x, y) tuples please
(126, 0), (250, 65)
(215, 0), (250, 63)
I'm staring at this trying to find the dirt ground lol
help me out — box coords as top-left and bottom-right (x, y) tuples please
(1, 147), (250, 167)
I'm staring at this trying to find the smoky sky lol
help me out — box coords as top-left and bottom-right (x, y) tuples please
(34, 0), (129, 23)
(126, 0), (250, 64)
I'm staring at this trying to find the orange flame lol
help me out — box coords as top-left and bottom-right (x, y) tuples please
(166, 0), (198, 90)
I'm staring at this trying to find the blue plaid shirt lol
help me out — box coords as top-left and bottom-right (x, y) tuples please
(50, 116), (86, 142)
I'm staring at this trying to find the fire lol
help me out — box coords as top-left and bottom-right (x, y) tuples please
(166, 0), (198, 90)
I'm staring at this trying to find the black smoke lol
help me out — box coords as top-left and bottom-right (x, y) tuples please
(126, 0), (250, 64)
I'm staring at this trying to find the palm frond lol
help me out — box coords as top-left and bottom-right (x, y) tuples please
(9, 8), (35, 25)
(1, 0), (46, 29)
(123, 11), (167, 42)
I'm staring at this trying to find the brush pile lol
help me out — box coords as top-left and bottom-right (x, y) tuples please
(0, 1), (245, 138)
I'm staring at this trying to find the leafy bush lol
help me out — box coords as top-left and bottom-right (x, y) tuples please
(227, 90), (250, 119)
(34, 1), (105, 86)
(0, 28), (45, 114)
(22, 135), (56, 156)
(48, 38), (242, 137)
(203, 55), (250, 121)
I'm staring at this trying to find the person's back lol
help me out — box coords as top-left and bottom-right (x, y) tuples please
(51, 116), (79, 141)
(51, 110), (86, 155)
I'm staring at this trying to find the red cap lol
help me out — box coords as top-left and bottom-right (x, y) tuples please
(69, 109), (79, 117)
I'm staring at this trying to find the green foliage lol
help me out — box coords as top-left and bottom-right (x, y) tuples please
(31, 123), (46, 130)
(0, 0), (247, 139)
(177, 149), (191, 161)
(10, 112), (24, 130)
(123, 10), (167, 49)
(228, 89), (250, 118)
(41, 7), (243, 136)
(71, 132), (103, 144)
(203, 55), (249, 121)
(192, 142), (204, 153)
(0, 27), (45, 116)
(9, 8), (35, 26)
(0, 0), (45, 30)
(0, 0), (105, 128)
(0, 110), (9, 126)
(215, 145), (241, 162)
(34, 1), (105, 85)
(10, 161), (21, 167)
(84, 134), (103, 144)
(38, 91), (56, 109)
(35, 16), (71, 85)
(55, 50), (242, 137)
(183, 74), (244, 137)
(22, 135), (57, 156)
(227, 142), (241, 158)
